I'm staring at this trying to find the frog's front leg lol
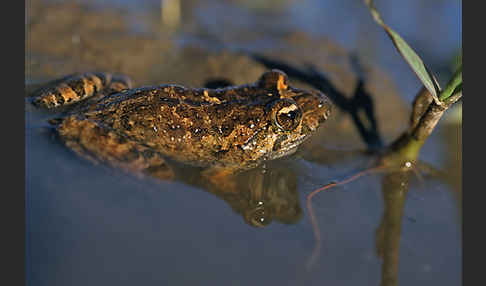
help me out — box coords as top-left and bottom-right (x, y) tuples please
(32, 72), (133, 109)
(57, 115), (175, 180)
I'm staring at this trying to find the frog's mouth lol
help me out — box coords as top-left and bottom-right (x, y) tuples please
(267, 134), (308, 160)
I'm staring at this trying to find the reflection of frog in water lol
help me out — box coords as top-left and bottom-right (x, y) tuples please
(30, 69), (331, 226)
(182, 160), (303, 227)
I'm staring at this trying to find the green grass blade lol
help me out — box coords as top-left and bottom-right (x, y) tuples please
(364, 0), (441, 98)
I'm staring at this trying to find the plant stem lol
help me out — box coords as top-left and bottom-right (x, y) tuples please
(376, 171), (410, 286)
(381, 83), (461, 168)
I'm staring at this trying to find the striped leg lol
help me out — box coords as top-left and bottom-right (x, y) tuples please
(32, 72), (133, 109)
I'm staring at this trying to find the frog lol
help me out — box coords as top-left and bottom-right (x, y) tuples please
(30, 69), (332, 185)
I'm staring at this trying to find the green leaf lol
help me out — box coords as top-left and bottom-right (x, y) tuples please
(439, 65), (462, 101)
(363, 0), (441, 98)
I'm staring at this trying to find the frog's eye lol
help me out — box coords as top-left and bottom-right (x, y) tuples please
(270, 98), (302, 131)
(244, 206), (272, 227)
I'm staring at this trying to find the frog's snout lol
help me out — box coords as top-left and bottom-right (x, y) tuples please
(296, 90), (332, 134)
(308, 91), (332, 122)
(318, 96), (332, 123)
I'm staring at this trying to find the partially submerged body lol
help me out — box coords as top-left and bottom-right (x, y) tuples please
(31, 70), (332, 181)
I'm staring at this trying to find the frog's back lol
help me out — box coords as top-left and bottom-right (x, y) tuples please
(81, 84), (274, 168)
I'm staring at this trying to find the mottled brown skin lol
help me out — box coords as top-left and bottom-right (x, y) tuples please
(33, 70), (332, 180)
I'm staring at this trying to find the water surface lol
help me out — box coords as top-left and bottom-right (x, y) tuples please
(26, 1), (461, 285)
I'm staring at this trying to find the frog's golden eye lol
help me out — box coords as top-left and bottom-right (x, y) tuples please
(244, 205), (272, 227)
(270, 98), (302, 131)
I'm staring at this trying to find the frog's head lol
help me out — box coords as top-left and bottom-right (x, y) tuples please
(248, 70), (332, 161)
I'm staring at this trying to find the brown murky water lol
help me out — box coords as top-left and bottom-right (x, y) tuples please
(25, 0), (461, 285)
